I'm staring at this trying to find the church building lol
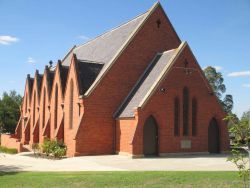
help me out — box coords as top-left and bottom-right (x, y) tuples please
(1, 2), (229, 157)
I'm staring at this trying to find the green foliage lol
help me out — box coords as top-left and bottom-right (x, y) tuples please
(0, 145), (18, 154)
(223, 94), (234, 114)
(52, 145), (67, 158)
(41, 138), (52, 156)
(204, 66), (233, 113)
(204, 66), (226, 99)
(31, 143), (40, 155)
(242, 109), (250, 121)
(41, 138), (66, 158)
(225, 113), (250, 187)
(0, 91), (22, 134)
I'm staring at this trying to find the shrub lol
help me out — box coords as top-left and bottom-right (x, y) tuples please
(52, 145), (67, 158)
(0, 146), (18, 154)
(41, 138), (51, 156)
(31, 143), (40, 155)
(41, 138), (67, 158)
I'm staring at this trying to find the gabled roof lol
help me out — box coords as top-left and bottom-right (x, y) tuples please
(116, 42), (186, 118)
(73, 55), (104, 95)
(60, 2), (165, 98)
(34, 70), (43, 99)
(62, 12), (148, 66)
(45, 67), (55, 97)
(57, 61), (69, 96)
(26, 74), (34, 100)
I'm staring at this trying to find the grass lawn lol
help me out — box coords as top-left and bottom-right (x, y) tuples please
(0, 171), (246, 188)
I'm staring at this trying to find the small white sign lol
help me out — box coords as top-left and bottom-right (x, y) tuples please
(181, 140), (191, 149)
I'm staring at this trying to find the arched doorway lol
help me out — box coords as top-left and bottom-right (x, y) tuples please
(143, 116), (158, 156)
(208, 118), (220, 153)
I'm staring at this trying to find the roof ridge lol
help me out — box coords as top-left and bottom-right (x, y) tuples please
(61, 45), (76, 63)
(75, 11), (149, 50)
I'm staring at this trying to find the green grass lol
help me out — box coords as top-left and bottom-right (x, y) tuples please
(0, 146), (17, 154)
(0, 171), (246, 188)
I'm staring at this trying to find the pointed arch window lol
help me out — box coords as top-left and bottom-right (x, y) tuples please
(33, 93), (36, 126)
(174, 97), (180, 136)
(183, 87), (189, 136)
(69, 80), (74, 129)
(54, 85), (58, 129)
(42, 88), (46, 128)
(192, 98), (197, 136)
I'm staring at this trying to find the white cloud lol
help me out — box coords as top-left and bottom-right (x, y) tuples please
(27, 57), (35, 64)
(203, 66), (223, 71)
(77, 35), (90, 41)
(214, 66), (223, 71)
(243, 84), (250, 88)
(227, 71), (250, 77)
(0, 35), (19, 45)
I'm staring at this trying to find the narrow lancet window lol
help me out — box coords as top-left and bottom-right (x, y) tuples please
(192, 98), (197, 136)
(174, 97), (180, 136)
(183, 87), (189, 136)
(69, 80), (74, 129)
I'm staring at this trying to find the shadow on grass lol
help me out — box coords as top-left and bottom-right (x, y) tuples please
(0, 165), (24, 176)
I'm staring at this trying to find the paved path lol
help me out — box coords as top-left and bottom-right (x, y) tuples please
(0, 152), (238, 172)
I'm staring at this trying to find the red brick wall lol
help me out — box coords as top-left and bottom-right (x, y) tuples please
(19, 79), (32, 144)
(1, 134), (23, 152)
(127, 45), (230, 155)
(75, 5), (181, 155)
(63, 59), (81, 156)
(29, 74), (41, 145)
(39, 71), (51, 143)
(116, 114), (138, 155)
(49, 66), (65, 141)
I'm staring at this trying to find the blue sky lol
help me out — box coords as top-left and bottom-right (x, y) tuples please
(0, 0), (249, 117)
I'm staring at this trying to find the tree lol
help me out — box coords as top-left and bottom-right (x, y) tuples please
(0, 91), (22, 134)
(225, 113), (250, 187)
(242, 109), (250, 121)
(204, 66), (233, 113)
(223, 94), (234, 113)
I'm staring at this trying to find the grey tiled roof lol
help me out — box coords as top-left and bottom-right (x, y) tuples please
(62, 12), (147, 66)
(27, 75), (34, 101)
(47, 70), (55, 97)
(75, 59), (104, 95)
(58, 62), (69, 96)
(117, 49), (177, 118)
(37, 74), (43, 99)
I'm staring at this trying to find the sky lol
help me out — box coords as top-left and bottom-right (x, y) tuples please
(0, 0), (249, 117)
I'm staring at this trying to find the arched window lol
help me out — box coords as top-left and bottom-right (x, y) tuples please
(183, 87), (189, 136)
(33, 93), (36, 126)
(42, 88), (46, 128)
(69, 80), (74, 129)
(54, 85), (58, 129)
(192, 98), (197, 136)
(174, 97), (180, 136)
